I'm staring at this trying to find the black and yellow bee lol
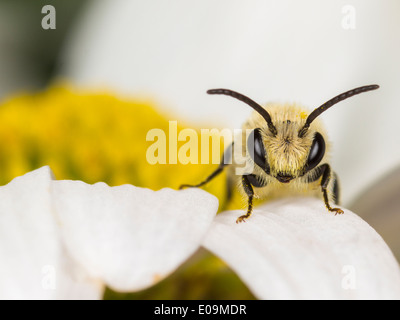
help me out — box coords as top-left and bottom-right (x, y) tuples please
(181, 85), (379, 223)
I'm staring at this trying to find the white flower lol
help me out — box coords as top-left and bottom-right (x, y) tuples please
(203, 198), (400, 299)
(1, 167), (400, 299)
(0, 167), (217, 299)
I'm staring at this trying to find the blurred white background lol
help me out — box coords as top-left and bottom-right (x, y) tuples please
(60, 0), (400, 206)
(1, 0), (399, 258)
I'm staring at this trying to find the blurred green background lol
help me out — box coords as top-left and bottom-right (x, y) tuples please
(0, 0), (87, 98)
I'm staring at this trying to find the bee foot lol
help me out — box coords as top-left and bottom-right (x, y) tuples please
(330, 207), (344, 215)
(236, 214), (250, 224)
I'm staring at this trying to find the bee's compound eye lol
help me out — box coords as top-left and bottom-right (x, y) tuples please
(305, 132), (325, 171)
(248, 128), (270, 173)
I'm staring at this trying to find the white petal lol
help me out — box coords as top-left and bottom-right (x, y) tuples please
(0, 167), (101, 299)
(51, 180), (218, 292)
(202, 197), (400, 300)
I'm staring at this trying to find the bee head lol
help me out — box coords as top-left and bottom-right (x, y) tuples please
(247, 121), (326, 182)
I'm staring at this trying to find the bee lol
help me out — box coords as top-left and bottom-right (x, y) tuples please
(180, 85), (379, 223)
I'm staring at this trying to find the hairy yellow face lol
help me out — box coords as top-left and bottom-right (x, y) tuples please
(263, 120), (312, 178)
(244, 104), (330, 184)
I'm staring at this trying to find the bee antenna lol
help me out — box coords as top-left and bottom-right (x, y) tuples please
(207, 88), (277, 136)
(298, 84), (380, 138)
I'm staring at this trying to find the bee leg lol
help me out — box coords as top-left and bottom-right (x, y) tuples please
(236, 175), (254, 223)
(332, 172), (340, 205)
(179, 142), (233, 190)
(320, 164), (343, 215)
